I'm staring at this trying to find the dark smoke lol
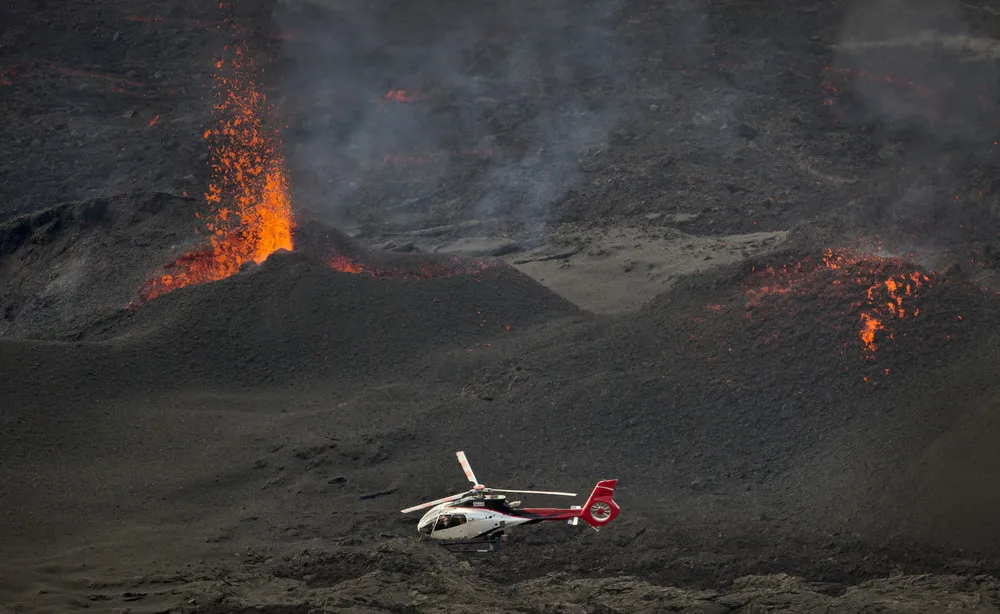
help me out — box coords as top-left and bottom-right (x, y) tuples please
(271, 0), (630, 237)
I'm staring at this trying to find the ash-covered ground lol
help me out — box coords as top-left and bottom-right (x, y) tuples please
(5, 0), (1000, 612)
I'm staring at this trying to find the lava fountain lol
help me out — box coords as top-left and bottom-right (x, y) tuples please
(137, 44), (293, 303)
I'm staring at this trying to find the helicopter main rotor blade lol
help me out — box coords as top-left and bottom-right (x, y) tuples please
(490, 488), (577, 497)
(400, 491), (468, 514)
(456, 450), (480, 486)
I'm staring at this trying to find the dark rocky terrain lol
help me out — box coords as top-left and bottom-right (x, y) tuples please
(5, 0), (1000, 612)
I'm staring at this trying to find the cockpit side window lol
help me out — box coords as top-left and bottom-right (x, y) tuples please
(433, 514), (467, 531)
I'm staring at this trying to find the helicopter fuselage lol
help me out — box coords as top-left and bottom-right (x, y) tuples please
(417, 495), (583, 541)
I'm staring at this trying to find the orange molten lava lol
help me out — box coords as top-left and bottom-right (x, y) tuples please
(818, 249), (931, 353)
(138, 44), (293, 303)
(330, 255), (365, 274)
(329, 255), (497, 279)
(384, 89), (424, 103)
(859, 312), (884, 350)
(745, 248), (933, 356)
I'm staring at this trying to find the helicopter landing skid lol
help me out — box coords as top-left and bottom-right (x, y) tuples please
(440, 533), (504, 553)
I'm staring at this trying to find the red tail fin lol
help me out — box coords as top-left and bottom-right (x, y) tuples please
(578, 479), (620, 529)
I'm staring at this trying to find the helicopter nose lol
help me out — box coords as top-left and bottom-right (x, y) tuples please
(417, 511), (436, 533)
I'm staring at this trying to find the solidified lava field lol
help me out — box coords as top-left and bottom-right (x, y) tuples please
(5, 0), (1000, 612)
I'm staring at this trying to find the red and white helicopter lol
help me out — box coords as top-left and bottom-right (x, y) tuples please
(400, 451), (620, 552)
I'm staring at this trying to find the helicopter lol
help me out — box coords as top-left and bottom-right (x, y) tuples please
(400, 451), (620, 552)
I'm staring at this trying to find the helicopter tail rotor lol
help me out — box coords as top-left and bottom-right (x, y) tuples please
(577, 479), (620, 530)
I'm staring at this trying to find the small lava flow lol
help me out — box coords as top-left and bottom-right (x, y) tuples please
(136, 43), (294, 304)
(329, 255), (499, 279)
(744, 248), (934, 356)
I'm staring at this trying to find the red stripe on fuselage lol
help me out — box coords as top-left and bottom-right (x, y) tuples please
(440, 506), (580, 521)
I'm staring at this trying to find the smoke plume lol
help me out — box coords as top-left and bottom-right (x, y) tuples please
(271, 0), (629, 237)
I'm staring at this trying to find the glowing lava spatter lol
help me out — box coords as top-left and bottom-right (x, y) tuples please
(329, 255), (498, 279)
(383, 89), (424, 103)
(137, 44), (293, 303)
(745, 248), (933, 356)
(823, 249), (931, 354)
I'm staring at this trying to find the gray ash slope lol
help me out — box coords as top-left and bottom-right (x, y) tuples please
(5, 224), (1000, 566)
(4, 218), (1000, 612)
(88, 251), (583, 387)
(0, 194), (584, 393)
(476, 253), (1000, 555)
(0, 192), (208, 339)
(0, 191), (567, 343)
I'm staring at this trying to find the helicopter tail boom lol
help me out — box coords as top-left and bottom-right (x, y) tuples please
(519, 479), (620, 529)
